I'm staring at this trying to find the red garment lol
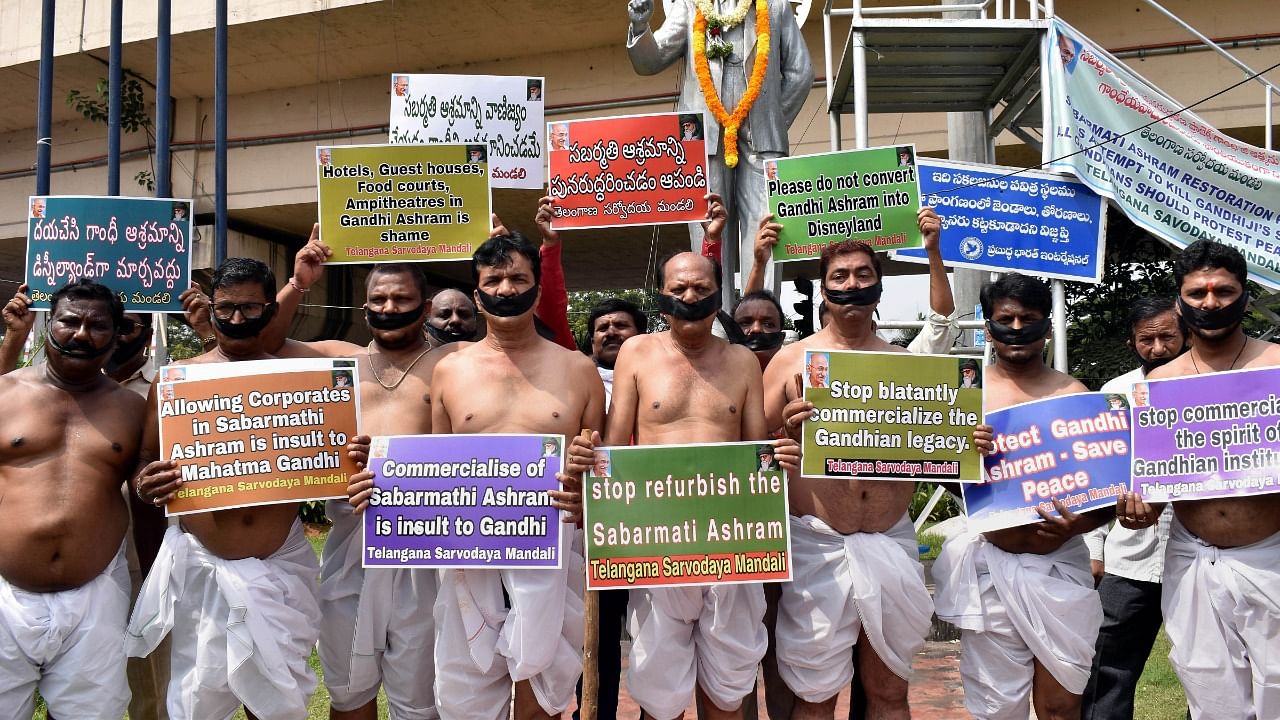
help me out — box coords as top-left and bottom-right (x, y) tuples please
(536, 242), (577, 351)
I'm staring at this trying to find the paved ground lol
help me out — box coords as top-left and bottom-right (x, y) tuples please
(605, 641), (970, 719)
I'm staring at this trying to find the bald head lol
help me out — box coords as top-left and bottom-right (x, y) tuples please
(428, 288), (478, 343)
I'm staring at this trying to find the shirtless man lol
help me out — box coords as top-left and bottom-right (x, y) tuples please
(352, 232), (604, 720)
(1133, 240), (1280, 719)
(280, 245), (446, 718)
(427, 288), (479, 347)
(576, 250), (799, 720)
(932, 273), (1111, 720)
(762, 212), (947, 720)
(129, 257), (369, 720)
(0, 279), (144, 719)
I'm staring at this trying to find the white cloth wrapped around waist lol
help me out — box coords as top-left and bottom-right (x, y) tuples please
(789, 513), (934, 680)
(125, 523), (320, 720)
(321, 498), (398, 691)
(934, 532), (1101, 692)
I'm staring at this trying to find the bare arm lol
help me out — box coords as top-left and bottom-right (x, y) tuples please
(739, 347), (769, 441)
(627, 0), (689, 74)
(744, 214), (781, 295)
(130, 380), (173, 578)
(261, 224), (330, 354)
(0, 283), (34, 374)
(603, 339), (643, 446)
(430, 358), (456, 435)
(762, 343), (803, 431)
(919, 207), (954, 317)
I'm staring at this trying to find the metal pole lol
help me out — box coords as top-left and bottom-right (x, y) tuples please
(108, 0), (123, 196)
(35, 0), (55, 196)
(215, 0), (228, 267)
(155, 0), (173, 197)
(824, 4), (840, 151)
(851, 0), (868, 148)
(1042, 28), (1069, 370)
(1139, 0), (1280, 94)
(1266, 87), (1273, 151)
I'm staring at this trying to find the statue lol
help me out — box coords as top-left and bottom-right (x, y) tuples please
(627, 0), (814, 298)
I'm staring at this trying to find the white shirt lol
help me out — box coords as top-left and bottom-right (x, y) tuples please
(597, 365), (614, 410)
(1083, 365), (1171, 583)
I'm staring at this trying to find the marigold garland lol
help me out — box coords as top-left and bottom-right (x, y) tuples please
(693, 0), (753, 27)
(693, 0), (770, 168)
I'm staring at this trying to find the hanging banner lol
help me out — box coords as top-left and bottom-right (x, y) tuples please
(1130, 367), (1280, 501)
(316, 144), (490, 264)
(388, 73), (544, 190)
(546, 111), (710, 230)
(157, 358), (362, 516)
(584, 441), (790, 590)
(800, 350), (983, 481)
(768, 145), (923, 262)
(1045, 19), (1280, 288)
(964, 392), (1131, 533)
(25, 195), (193, 312)
(362, 434), (564, 569)
(892, 158), (1108, 282)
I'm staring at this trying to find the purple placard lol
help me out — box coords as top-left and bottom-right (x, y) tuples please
(964, 392), (1131, 533)
(362, 433), (564, 568)
(1131, 366), (1280, 501)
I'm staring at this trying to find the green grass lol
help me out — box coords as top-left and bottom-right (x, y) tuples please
(918, 531), (945, 561)
(1133, 630), (1189, 720)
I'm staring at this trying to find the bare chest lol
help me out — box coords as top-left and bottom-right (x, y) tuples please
(637, 365), (747, 428)
(359, 375), (432, 436)
(445, 366), (583, 437)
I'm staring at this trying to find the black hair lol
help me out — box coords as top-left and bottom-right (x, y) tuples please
(368, 263), (429, 300)
(656, 252), (722, 293)
(819, 240), (882, 282)
(211, 257), (276, 300)
(1173, 240), (1248, 289)
(472, 232), (541, 285)
(1127, 296), (1185, 339)
(587, 298), (648, 335)
(979, 272), (1052, 318)
(734, 290), (784, 324)
(50, 279), (125, 330)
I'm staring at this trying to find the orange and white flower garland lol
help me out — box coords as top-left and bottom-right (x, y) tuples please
(692, 0), (770, 168)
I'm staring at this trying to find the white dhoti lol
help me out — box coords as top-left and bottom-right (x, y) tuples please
(934, 533), (1102, 720)
(319, 500), (438, 718)
(626, 581), (767, 719)
(0, 543), (130, 720)
(434, 529), (585, 719)
(1162, 517), (1280, 720)
(775, 513), (934, 702)
(126, 521), (321, 720)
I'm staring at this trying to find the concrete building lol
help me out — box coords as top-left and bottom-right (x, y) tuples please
(1, 0), (1276, 342)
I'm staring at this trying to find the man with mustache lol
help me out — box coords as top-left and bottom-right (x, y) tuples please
(1081, 296), (1186, 720)
(351, 232), (604, 720)
(130, 257), (370, 720)
(574, 250), (800, 720)
(587, 298), (648, 407)
(0, 279), (144, 720)
(1130, 241), (1280, 719)
(933, 273), (1113, 720)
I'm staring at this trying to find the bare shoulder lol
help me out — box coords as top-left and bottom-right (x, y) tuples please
(726, 341), (761, 372)
(1247, 338), (1280, 367)
(1145, 353), (1193, 380)
(312, 339), (362, 358)
(1048, 369), (1089, 396)
(102, 378), (147, 412)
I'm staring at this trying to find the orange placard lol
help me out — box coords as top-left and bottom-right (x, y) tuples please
(157, 358), (362, 515)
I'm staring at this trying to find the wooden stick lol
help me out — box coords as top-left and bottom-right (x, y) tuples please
(579, 428), (600, 720)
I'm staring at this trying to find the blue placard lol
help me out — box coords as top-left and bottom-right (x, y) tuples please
(963, 392), (1131, 533)
(894, 158), (1107, 283)
(25, 195), (193, 312)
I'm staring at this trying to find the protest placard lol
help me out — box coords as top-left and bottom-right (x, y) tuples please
(800, 350), (983, 481)
(1045, 20), (1280, 288)
(768, 145), (922, 262)
(1130, 367), (1280, 501)
(546, 111), (710, 230)
(389, 73), (544, 189)
(892, 158), (1108, 282)
(963, 392), (1131, 533)
(584, 441), (790, 590)
(362, 434), (564, 569)
(157, 358), (362, 515)
(316, 144), (490, 264)
(25, 195), (192, 312)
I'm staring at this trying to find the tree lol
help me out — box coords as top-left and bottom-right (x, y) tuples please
(67, 73), (156, 190)
(566, 289), (668, 352)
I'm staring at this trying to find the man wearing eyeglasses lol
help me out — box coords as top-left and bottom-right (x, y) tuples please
(129, 257), (371, 720)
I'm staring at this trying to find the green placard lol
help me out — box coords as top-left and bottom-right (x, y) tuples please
(769, 145), (922, 262)
(317, 144), (491, 264)
(584, 441), (791, 590)
(801, 350), (983, 481)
